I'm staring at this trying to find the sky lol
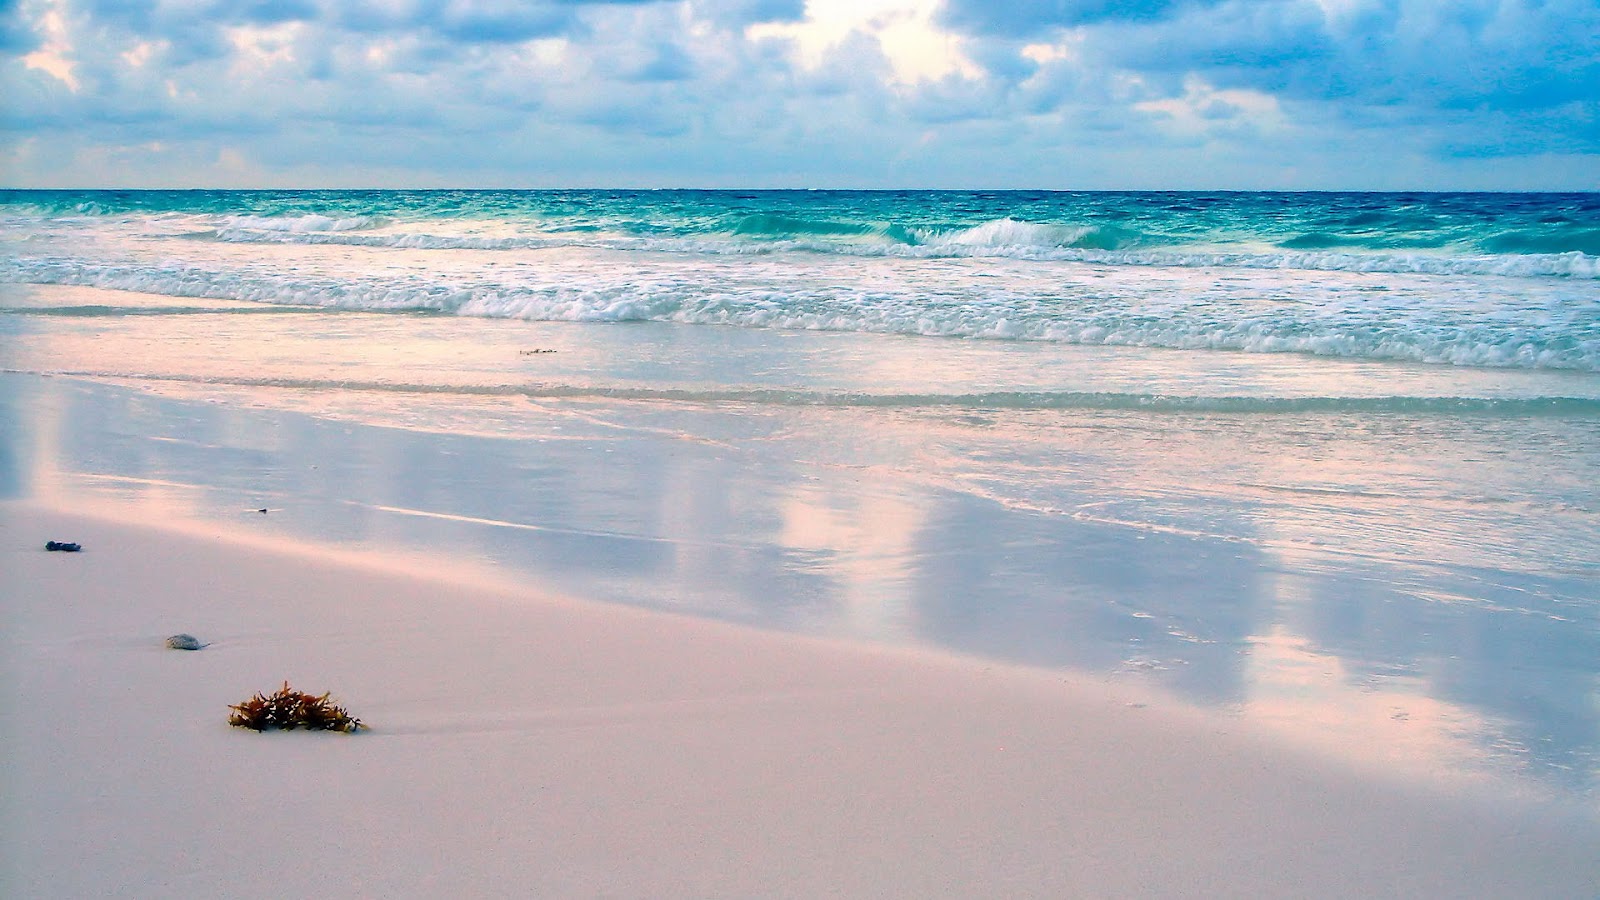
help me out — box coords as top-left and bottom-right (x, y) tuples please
(1, 0), (1596, 189)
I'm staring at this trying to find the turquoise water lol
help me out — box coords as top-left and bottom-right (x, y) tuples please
(4, 190), (1598, 370)
(3, 190), (1599, 797)
(6, 188), (1600, 260)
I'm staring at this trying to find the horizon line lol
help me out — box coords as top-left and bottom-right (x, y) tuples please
(3, 185), (1595, 194)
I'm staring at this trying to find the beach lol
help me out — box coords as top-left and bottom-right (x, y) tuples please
(6, 501), (1599, 897)
(3, 189), (1599, 895)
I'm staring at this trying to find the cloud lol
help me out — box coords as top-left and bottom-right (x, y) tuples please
(689, 0), (804, 26)
(0, 0), (1594, 188)
(938, 0), (1600, 161)
(940, 0), (1220, 36)
(0, 0), (42, 53)
(426, 4), (577, 44)
(620, 40), (694, 81)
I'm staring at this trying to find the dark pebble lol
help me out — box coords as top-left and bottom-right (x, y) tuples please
(45, 541), (82, 552)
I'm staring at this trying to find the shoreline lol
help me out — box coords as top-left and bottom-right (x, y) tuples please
(5, 499), (1597, 897)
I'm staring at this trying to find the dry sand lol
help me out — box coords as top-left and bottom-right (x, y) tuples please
(3, 501), (1596, 897)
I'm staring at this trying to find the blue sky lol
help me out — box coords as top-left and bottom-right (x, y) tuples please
(2, 0), (1596, 189)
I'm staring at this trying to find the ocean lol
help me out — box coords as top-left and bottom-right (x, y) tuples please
(4, 189), (1598, 364)
(3, 189), (1598, 796)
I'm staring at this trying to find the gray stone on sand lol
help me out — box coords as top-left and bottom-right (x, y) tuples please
(165, 633), (203, 651)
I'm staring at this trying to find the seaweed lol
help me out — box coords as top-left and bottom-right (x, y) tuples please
(228, 682), (364, 733)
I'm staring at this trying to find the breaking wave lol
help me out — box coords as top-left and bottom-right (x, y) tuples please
(218, 214), (386, 235)
(200, 218), (1599, 278)
(10, 189), (1594, 278)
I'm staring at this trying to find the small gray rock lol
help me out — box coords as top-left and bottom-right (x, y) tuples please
(165, 634), (204, 651)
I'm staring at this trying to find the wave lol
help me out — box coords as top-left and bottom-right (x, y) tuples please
(722, 215), (1141, 250)
(6, 189), (1596, 253)
(928, 218), (1140, 251)
(1281, 227), (1600, 256)
(197, 219), (1600, 278)
(1481, 228), (1600, 256)
(6, 258), (1598, 371)
(12, 369), (1599, 415)
(210, 227), (571, 251)
(11, 189), (1593, 278)
(729, 213), (879, 239)
(1277, 231), (1450, 251)
(219, 214), (386, 234)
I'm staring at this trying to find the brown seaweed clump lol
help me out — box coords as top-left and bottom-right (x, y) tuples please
(228, 682), (364, 733)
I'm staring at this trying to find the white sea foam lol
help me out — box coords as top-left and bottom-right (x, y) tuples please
(219, 214), (384, 235)
(929, 218), (1093, 248)
(215, 229), (570, 251)
(7, 256), (1597, 371)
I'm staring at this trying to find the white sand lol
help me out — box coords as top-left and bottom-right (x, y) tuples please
(3, 501), (1596, 898)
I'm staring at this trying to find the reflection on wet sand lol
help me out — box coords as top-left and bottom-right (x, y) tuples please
(3, 371), (1596, 798)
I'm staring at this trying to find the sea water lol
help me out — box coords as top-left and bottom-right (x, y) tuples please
(2, 190), (1598, 796)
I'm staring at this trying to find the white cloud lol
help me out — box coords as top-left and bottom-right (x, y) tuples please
(748, 0), (979, 85)
(225, 21), (301, 72)
(20, 2), (78, 91)
(119, 40), (165, 68)
(1135, 75), (1287, 139)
